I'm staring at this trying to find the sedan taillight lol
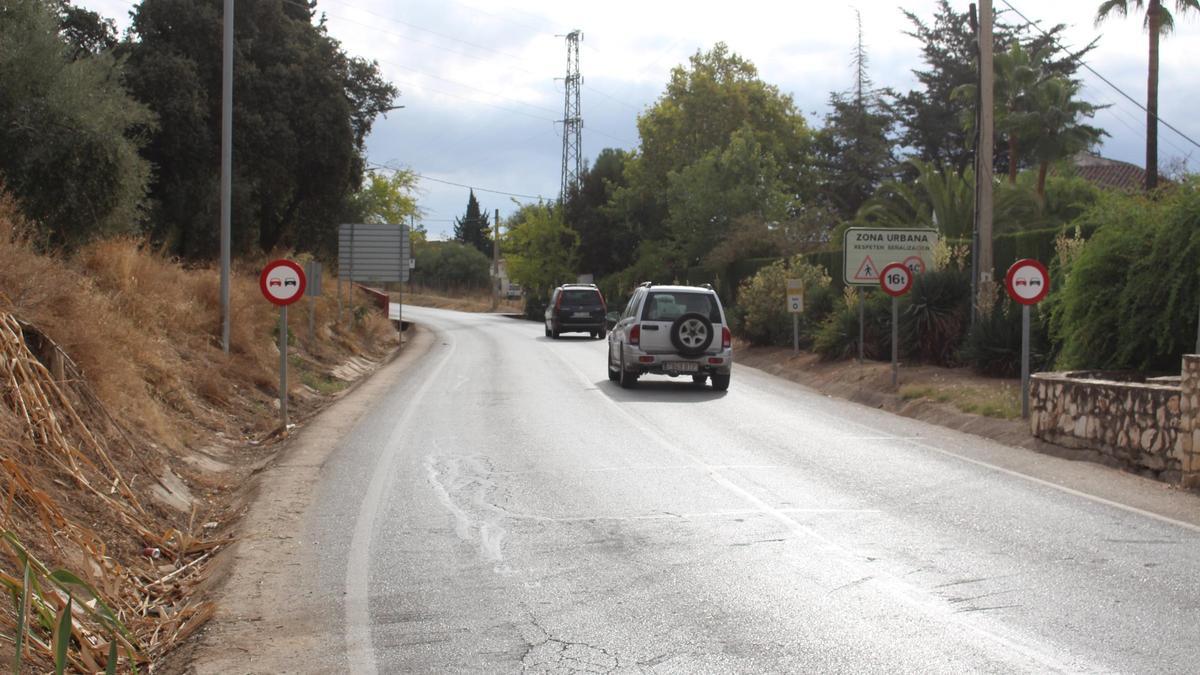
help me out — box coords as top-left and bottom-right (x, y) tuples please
(630, 324), (641, 346)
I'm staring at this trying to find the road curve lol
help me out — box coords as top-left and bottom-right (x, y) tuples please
(208, 306), (1200, 674)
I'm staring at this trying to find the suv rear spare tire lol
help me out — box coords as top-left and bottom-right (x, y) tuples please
(670, 312), (714, 357)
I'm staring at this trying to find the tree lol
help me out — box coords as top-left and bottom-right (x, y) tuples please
(609, 43), (813, 249)
(411, 241), (490, 289)
(957, 42), (1105, 196)
(1096, 0), (1199, 191)
(124, 0), (397, 258)
(347, 169), (419, 224)
(563, 148), (633, 279)
(503, 203), (577, 299)
(896, 0), (1094, 172)
(56, 1), (118, 60)
(665, 127), (791, 267)
(856, 160), (975, 240)
(0, 0), (153, 247)
(453, 190), (493, 256)
(815, 12), (896, 219)
(1025, 77), (1106, 198)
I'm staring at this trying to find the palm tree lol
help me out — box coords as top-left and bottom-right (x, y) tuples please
(1026, 77), (1106, 198)
(1095, 0), (1200, 191)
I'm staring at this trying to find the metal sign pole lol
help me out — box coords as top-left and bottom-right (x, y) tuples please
(309, 294), (315, 345)
(1021, 304), (1031, 419)
(280, 304), (289, 430)
(858, 288), (865, 363)
(892, 296), (899, 388)
(793, 314), (799, 354)
(347, 224), (355, 327)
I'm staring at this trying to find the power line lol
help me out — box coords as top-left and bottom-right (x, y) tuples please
(369, 163), (551, 200)
(997, 0), (1200, 152)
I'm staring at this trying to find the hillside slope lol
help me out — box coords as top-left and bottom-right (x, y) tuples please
(0, 193), (396, 671)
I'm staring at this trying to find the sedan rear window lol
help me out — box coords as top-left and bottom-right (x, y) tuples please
(562, 289), (602, 305)
(642, 292), (721, 322)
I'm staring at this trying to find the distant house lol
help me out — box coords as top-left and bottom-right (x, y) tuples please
(1059, 151), (1174, 192)
(491, 259), (522, 298)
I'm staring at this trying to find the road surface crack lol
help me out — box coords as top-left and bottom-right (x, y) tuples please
(520, 615), (620, 674)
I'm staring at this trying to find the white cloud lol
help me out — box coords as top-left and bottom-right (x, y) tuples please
(75, 0), (1200, 237)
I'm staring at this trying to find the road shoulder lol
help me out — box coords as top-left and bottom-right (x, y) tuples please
(169, 325), (436, 674)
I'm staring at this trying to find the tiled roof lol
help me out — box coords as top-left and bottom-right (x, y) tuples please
(1057, 152), (1173, 191)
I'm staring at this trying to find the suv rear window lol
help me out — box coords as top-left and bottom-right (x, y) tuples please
(641, 292), (721, 323)
(561, 289), (602, 305)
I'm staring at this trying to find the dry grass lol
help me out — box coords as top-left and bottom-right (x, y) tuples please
(403, 284), (523, 313)
(0, 190), (398, 670)
(900, 383), (1022, 420)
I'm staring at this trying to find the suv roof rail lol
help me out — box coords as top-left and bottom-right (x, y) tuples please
(638, 281), (653, 288)
(700, 283), (714, 290)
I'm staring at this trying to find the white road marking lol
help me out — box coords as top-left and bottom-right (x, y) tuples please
(343, 333), (459, 675)
(547, 346), (1095, 673)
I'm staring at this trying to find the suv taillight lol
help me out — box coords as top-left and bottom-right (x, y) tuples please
(598, 291), (606, 312)
(630, 324), (641, 346)
(722, 326), (731, 349)
(554, 292), (563, 311)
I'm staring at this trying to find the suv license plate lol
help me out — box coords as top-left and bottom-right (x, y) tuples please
(572, 311), (591, 318)
(666, 362), (699, 373)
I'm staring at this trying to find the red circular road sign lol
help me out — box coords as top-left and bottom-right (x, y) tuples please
(259, 259), (307, 306)
(879, 262), (913, 297)
(1005, 258), (1050, 305)
(903, 255), (926, 275)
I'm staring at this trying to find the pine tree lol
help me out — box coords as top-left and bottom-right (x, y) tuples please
(453, 190), (493, 256)
(815, 12), (896, 219)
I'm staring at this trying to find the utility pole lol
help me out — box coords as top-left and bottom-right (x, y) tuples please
(977, 0), (995, 305)
(558, 30), (583, 202)
(219, 0), (233, 353)
(492, 209), (500, 311)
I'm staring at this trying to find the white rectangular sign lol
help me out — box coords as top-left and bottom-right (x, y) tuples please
(786, 279), (805, 314)
(843, 228), (938, 286)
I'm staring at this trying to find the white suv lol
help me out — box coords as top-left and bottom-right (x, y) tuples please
(607, 283), (732, 391)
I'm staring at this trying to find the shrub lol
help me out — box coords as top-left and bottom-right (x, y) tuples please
(814, 290), (893, 360)
(901, 270), (970, 366)
(961, 299), (1052, 377)
(1052, 182), (1200, 370)
(735, 257), (831, 346)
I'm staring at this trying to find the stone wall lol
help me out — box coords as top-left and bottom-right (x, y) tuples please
(1030, 356), (1200, 487)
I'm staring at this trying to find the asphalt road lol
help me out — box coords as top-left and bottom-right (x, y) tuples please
(285, 306), (1200, 674)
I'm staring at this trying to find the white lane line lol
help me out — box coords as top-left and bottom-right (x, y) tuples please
(343, 329), (459, 675)
(736, 366), (1200, 536)
(546, 349), (1091, 673)
(896, 436), (1200, 535)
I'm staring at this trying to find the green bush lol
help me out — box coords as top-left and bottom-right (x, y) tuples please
(411, 241), (491, 289)
(735, 257), (831, 346)
(901, 270), (970, 366)
(814, 290), (893, 360)
(1053, 182), (1200, 371)
(961, 299), (1052, 377)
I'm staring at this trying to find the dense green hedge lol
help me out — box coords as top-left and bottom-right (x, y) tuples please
(1051, 183), (1200, 371)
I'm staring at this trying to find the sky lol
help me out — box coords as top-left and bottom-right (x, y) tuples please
(82, 0), (1200, 239)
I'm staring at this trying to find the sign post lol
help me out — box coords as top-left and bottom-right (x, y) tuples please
(260, 260), (307, 431)
(786, 279), (805, 354)
(1004, 259), (1050, 419)
(304, 260), (322, 346)
(879, 263), (914, 388)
